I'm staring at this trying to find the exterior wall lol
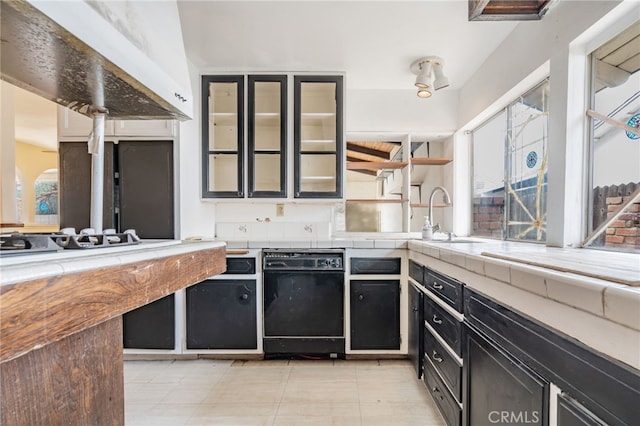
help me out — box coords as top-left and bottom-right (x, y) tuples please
(603, 194), (640, 250)
(472, 196), (504, 239)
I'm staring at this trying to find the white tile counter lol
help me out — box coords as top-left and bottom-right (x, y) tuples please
(407, 238), (640, 370)
(0, 239), (224, 285)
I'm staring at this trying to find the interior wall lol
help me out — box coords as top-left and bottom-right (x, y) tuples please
(346, 89), (458, 134)
(14, 142), (58, 226)
(177, 60), (216, 239)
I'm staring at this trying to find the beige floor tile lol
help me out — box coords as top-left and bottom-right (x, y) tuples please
(276, 401), (361, 417)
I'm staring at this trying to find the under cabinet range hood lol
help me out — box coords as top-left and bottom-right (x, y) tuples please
(1, 0), (193, 120)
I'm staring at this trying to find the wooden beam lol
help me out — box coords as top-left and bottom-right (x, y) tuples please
(347, 161), (407, 170)
(587, 109), (640, 137)
(346, 142), (391, 160)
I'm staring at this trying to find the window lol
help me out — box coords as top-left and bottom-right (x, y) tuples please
(585, 21), (640, 253)
(472, 80), (549, 242)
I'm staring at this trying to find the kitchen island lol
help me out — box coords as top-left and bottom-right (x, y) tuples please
(0, 240), (226, 425)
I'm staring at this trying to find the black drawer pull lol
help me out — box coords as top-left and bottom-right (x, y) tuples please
(432, 350), (443, 363)
(358, 294), (365, 301)
(432, 314), (443, 324)
(240, 293), (249, 300)
(433, 281), (444, 290)
(413, 307), (419, 312)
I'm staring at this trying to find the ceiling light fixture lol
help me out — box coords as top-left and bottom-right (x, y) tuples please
(410, 56), (449, 98)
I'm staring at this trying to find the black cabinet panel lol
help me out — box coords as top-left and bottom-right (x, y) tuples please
(187, 279), (257, 349)
(118, 141), (174, 239)
(123, 294), (175, 349)
(426, 269), (463, 313)
(409, 259), (424, 284)
(350, 257), (401, 275)
(59, 141), (115, 231)
(464, 327), (547, 426)
(424, 327), (462, 402)
(424, 355), (461, 426)
(557, 393), (607, 426)
(350, 280), (400, 350)
(224, 257), (256, 274)
(424, 296), (462, 356)
(408, 283), (424, 379)
(464, 289), (640, 426)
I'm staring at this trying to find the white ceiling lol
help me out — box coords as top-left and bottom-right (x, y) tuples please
(14, 0), (519, 151)
(177, 0), (519, 91)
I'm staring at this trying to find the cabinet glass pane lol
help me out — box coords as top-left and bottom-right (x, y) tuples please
(300, 82), (337, 151)
(300, 154), (336, 192)
(208, 154), (238, 192)
(254, 81), (282, 151)
(254, 154), (281, 192)
(208, 82), (238, 151)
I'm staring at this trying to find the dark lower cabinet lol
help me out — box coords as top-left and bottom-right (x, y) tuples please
(557, 393), (607, 426)
(186, 279), (257, 349)
(464, 327), (547, 426)
(123, 294), (175, 349)
(408, 283), (424, 378)
(424, 355), (462, 426)
(350, 280), (400, 350)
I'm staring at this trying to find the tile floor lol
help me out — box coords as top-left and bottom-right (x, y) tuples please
(124, 359), (446, 426)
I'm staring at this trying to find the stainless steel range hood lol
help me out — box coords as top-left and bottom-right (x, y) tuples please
(1, 0), (193, 120)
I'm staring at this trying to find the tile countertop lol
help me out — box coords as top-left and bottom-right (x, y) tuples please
(0, 239), (226, 286)
(407, 238), (640, 370)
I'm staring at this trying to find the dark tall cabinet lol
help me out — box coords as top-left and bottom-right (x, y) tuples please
(58, 140), (174, 239)
(59, 142), (115, 231)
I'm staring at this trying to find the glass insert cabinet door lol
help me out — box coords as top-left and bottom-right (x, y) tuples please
(202, 75), (244, 198)
(248, 75), (287, 197)
(294, 75), (343, 198)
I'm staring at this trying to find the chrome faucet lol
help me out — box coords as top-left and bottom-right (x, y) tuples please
(428, 186), (452, 233)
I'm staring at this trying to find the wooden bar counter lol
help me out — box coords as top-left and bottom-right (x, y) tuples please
(0, 240), (226, 425)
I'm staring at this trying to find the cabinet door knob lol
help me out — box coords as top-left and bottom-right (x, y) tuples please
(432, 314), (443, 324)
(240, 293), (249, 300)
(433, 281), (444, 290)
(412, 307), (419, 312)
(432, 350), (443, 363)
(358, 294), (364, 301)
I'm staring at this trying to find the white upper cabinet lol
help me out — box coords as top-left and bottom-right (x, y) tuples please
(58, 107), (175, 138)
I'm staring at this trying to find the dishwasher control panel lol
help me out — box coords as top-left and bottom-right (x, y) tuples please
(263, 249), (344, 271)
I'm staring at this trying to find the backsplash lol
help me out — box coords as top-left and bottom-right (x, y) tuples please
(216, 222), (332, 241)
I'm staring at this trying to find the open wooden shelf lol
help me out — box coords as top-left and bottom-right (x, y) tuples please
(346, 199), (408, 204)
(410, 203), (452, 208)
(347, 161), (408, 170)
(410, 157), (452, 166)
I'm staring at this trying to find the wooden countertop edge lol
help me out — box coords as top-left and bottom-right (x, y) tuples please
(0, 245), (226, 363)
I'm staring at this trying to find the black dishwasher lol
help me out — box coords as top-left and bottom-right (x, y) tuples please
(263, 249), (345, 357)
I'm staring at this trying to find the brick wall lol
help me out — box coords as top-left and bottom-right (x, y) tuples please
(472, 196), (504, 239)
(604, 196), (640, 250)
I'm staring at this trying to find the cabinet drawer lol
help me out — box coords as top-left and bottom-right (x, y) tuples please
(424, 328), (462, 402)
(409, 259), (424, 284)
(424, 296), (462, 356)
(423, 355), (461, 426)
(426, 269), (463, 313)
(224, 257), (256, 275)
(350, 257), (401, 275)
